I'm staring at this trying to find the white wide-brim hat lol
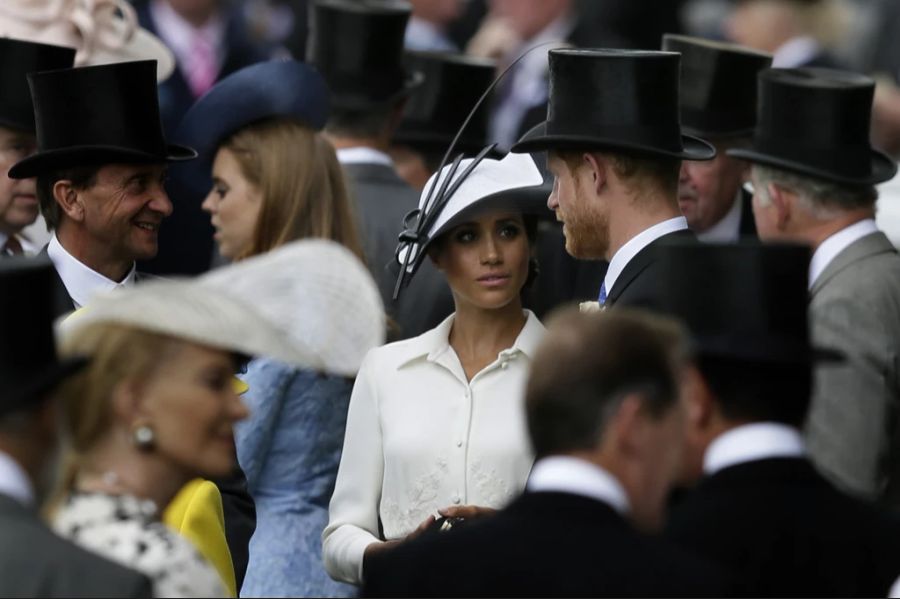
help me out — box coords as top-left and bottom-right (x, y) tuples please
(198, 239), (386, 377)
(0, 0), (175, 81)
(59, 240), (386, 376)
(397, 150), (547, 274)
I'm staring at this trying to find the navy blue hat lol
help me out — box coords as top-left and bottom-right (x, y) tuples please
(177, 59), (330, 161)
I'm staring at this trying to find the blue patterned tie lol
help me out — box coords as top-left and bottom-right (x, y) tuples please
(598, 282), (607, 305)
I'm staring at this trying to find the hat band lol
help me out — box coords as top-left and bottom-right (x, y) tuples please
(544, 120), (684, 152)
(754, 134), (873, 179)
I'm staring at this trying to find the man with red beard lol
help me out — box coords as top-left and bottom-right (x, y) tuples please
(511, 49), (715, 308)
(8, 60), (196, 315)
(664, 35), (772, 243)
(0, 38), (74, 258)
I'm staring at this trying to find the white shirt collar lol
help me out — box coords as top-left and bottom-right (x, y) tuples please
(704, 422), (805, 476)
(773, 36), (821, 68)
(604, 216), (688, 295)
(0, 450), (33, 506)
(808, 219), (878, 289)
(397, 309), (545, 367)
(47, 235), (137, 309)
(335, 147), (394, 168)
(696, 190), (744, 243)
(150, 0), (225, 68)
(527, 456), (630, 515)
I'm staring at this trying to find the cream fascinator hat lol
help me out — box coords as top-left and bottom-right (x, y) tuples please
(58, 240), (386, 376)
(0, 0), (175, 81)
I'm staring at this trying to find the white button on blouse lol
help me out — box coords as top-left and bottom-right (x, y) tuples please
(322, 310), (544, 585)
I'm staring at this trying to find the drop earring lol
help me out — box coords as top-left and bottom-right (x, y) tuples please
(132, 424), (155, 450)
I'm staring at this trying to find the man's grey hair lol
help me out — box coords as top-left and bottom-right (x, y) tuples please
(752, 163), (878, 218)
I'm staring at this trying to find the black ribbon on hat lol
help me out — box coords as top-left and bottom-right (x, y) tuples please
(390, 41), (559, 300)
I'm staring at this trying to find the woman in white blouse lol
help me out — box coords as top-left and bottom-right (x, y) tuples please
(323, 150), (548, 585)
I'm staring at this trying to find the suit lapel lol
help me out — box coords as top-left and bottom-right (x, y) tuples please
(606, 229), (694, 305)
(810, 231), (896, 297)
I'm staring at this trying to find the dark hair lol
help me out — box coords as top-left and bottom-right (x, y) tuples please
(325, 101), (400, 139)
(36, 166), (102, 230)
(526, 308), (689, 458)
(696, 355), (811, 428)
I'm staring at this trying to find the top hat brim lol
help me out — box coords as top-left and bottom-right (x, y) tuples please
(330, 70), (424, 111)
(9, 144), (197, 179)
(510, 122), (717, 161)
(727, 146), (898, 186)
(4, 355), (87, 418)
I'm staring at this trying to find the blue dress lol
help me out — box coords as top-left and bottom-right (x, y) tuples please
(236, 358), (357, 598)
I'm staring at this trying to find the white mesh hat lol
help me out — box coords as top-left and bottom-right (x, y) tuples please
(0, 0), (175, 81)
(59, 240), (386, 376)
(198, 239), (386, 376)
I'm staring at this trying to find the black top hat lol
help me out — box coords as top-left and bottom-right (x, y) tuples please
(662, 34), (772, 139)
(510, 49), (715, 161)
(9, 60), (196, 179)
(0, 38), (75, 134)
(0, 257), (86, 417)
(393, 52), (497, 155)
(728, 68), (897, 185)
(306, 0), (423, 110)
(650, 240), (842, 364)
(177, 59), (331, 163)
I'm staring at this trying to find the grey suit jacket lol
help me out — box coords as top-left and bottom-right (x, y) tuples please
(0, 494), (152, 597)
(342, 162), (454, 340)
(806, 230), (900, 506)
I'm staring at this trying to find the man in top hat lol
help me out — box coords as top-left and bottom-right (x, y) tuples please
(363, 307), (731, 597)
(308, 0), (454, 340)
(0, 257), (153, 597)
(9, 59), (195, 314)
(730, 67), (900, 506)
(511, 49), (716, 308)
(390, 51), (497, 192)
(9, 59), (260, 589)
(0, 38), (74, 258)
(650, 241), (900, 595)
(664, 35), (772, 242)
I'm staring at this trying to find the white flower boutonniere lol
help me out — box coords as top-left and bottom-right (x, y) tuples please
(579, 301), (603, 313)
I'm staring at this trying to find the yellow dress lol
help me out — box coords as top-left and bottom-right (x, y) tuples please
(164, 479), (237, 597)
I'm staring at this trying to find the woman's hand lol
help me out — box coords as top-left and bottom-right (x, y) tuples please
(438, 504), (498, 520)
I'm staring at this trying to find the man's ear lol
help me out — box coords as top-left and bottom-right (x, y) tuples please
(683, 365), (714, 433)
(767, 183), (792, 231)
(606, 393), (649, 458)
(582, 152), (608, 195)
(53, 180), (84, 223)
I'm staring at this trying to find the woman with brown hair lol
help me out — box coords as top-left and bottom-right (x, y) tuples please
(178, 59), (366, 597)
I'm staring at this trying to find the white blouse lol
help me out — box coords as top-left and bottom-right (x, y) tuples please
(322, 310), (544, 585)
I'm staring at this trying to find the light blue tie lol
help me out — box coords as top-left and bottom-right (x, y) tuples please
(598, 282), (607, 305)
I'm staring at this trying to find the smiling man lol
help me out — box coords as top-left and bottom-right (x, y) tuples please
(0, 38), (75, 258)
(8, 60), (196, 313)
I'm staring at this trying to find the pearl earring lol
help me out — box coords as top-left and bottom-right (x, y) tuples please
(132, 424), (155, 450)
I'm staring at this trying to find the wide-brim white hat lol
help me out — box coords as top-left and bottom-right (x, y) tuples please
(0, 0), (175, 81)
(198, 239), (386, 377)
(397, 150), (547, 274)
(59, 240), (386, 376)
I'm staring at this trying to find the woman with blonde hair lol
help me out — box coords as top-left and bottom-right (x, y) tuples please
(178, 59), (367, 597)
(49, 241), (384, 598)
